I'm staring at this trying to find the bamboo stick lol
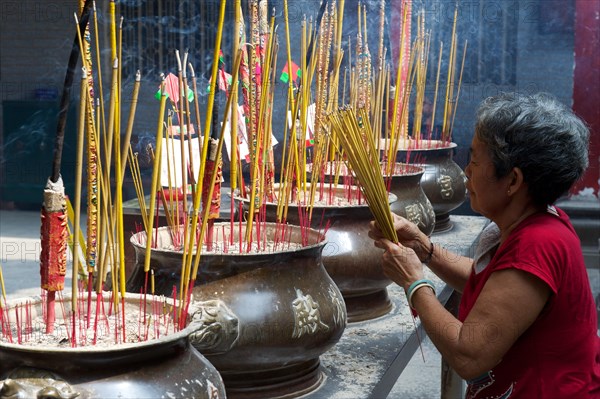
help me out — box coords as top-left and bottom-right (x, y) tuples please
(188, 63), (204, 174)
(66, 197), (87, 268)
(244, 1), (262, 243)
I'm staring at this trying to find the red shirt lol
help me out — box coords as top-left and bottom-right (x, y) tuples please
(459, 207), (600, 398)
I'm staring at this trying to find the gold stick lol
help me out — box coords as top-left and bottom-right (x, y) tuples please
(109, 0), (117, 60)
(191, 50), (243, 280)
(112, 59), (126, 299)
(230, 0), (241, 196)
(92, 2), (108, 156)
(175, 50), (188, 216)
(194, 0), (228, 214)
(273, 0), (301, 226)
(377, 0), (385, 71)
(442, 4), (458, 142)
(109, 0), (120, 178)
(143, 77), (168, 273)
(119, 70), (141, 179)
(128, 148), (148, 232)
(449, 40), (468, 141)
(430, 41), (443, 138)
(389, 1), (410, 161)
(74, 11), (99, 278)
(182, 0), (229, 303)
(66, 198), (87, 269)
(0, 263), (6, 306)
(71, 68), (89, 313)
(181, 51), (196, 204)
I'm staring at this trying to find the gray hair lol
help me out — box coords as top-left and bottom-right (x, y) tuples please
(475, 92), (589, 206)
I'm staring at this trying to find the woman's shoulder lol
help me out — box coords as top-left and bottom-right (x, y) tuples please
(496, 205), (585, 292)
(512, 205), (578, 243)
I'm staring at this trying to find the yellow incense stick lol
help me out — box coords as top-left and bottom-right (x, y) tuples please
(128, 149), (148, 232)
(0, 263), (6, 305)
(71, 68), (89, 312)
(230, 0), (241, 195)
(111, 63), (126, 298)
(449, 41), (468, 140)
(389, 2), (410, 162)
(143, 79), (168, 273)
(191, 50), (243, 280)
(181, 40), (240, 305)
(66, 197), (87, 265)
(92, 2), (107, 151)
(442, 4), (458, 142)
(192, 0), (228, 226)
(120, 71), (141, 178)
(430, 41), (443, 138)
(74, 9), (100, 278)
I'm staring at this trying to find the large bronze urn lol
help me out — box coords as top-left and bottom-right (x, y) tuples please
(129, 222), (346, 399)
(0, 293), (226, 399)
(384, 139), (467, 232)
(235, 184), (398, 323)
(384, 163), (436, 236)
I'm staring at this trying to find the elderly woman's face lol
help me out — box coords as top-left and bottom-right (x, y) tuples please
(465, 135), (510, 219)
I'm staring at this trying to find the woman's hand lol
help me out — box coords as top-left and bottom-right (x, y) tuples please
(373, 238), (424, 291)
(369, 213), (431, 262)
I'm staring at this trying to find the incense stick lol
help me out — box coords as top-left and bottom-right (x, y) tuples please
(69, 67), (90, 338)
(143, 77), (168, 274)
(189, 49), (243, 296)
(180, 0), (229, 309)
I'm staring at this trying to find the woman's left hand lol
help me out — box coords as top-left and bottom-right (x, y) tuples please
(374, 238), (425, 291)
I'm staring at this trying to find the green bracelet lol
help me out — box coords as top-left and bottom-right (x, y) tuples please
(406, 278), (436, 309)
(406, 278), (434, 296)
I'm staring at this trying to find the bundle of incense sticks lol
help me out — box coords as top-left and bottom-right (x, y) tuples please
(326, 107), (398, 243)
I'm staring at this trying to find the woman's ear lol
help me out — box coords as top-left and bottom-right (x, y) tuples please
(507, 166), (525, 195)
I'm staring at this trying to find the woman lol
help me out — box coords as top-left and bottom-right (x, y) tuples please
(369, 92), (600, 398)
